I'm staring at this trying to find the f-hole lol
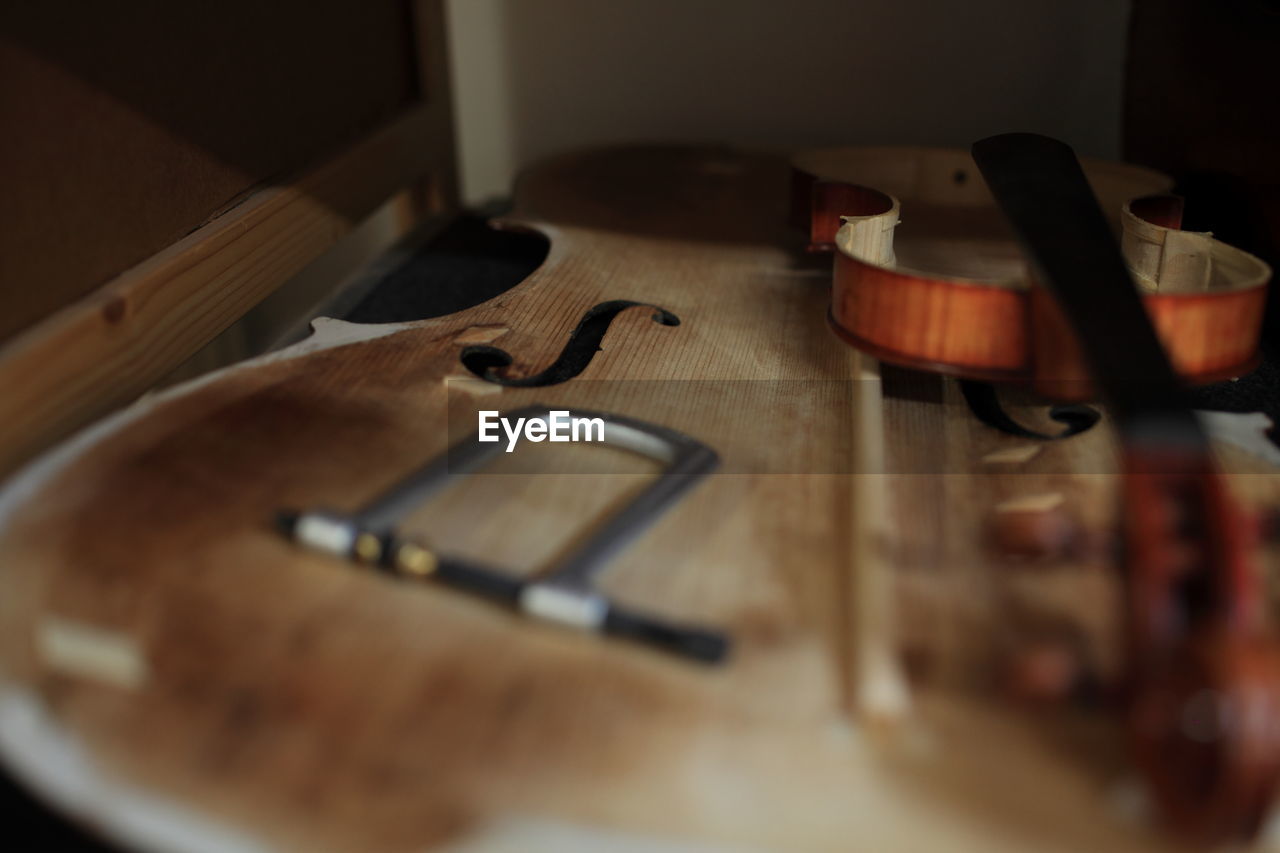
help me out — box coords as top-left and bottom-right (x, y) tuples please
(959, 380), (1100, 440)
(460, 300), (680, 387)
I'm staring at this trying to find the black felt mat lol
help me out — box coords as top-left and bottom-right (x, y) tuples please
(343, 213), (546, 323)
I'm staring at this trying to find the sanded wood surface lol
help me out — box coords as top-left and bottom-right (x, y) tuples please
(0, 145), (1276, 852)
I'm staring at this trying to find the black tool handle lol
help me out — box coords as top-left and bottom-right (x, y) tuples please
(971, 132), (1203, 447)
(603, 606), (731, 664)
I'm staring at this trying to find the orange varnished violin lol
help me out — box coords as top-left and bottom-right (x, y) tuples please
(792, 145), (1271, 400)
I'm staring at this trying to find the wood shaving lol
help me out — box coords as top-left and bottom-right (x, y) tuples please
(994, 492), (1065, 514)
(36, 617), (148, 689)
(982, 445), (1042, 465)
(451, 324), (509, 345)
(443, 376), (503, 395)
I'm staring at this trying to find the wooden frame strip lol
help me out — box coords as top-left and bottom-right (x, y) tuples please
(0, 104), (449, 477)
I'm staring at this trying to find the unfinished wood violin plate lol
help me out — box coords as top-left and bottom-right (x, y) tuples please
(0, 144), (1277, 851)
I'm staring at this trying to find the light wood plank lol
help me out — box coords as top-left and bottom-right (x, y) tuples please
(0, 104), (452, 478)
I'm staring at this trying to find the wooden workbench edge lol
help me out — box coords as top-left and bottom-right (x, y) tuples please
(0, 103), (450, 479)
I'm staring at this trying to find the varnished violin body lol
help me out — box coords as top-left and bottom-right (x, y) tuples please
(793, 147), (1271, 399)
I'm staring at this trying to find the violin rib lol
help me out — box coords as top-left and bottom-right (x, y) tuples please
(796, 146), (1271, 398)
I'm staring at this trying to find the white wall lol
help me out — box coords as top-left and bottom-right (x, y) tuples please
(446, 0), (1129, 204)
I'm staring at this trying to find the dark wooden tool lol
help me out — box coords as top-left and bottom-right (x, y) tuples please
(971, 132), (1280, 843)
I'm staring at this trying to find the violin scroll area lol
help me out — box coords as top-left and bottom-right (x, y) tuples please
(460, 299), (680, 387)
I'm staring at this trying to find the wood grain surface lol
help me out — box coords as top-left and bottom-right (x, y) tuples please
(0, 145), (1276, 852)
(0, 0), (421, 345)
(0, 103), (452, 482)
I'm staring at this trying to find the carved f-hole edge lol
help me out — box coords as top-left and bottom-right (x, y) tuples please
(460, 300), (680, 387)
(959, 380), (1100, 440)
